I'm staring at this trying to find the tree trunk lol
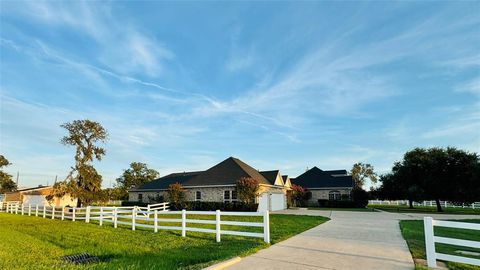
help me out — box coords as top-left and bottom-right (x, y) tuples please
(76, 199), (82, 208)
(409, 199), (414, 209)
(435, 198), (443, 212)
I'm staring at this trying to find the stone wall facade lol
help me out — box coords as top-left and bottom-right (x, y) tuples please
(307, 188), (352, 205)
(129, 185), (287, 204)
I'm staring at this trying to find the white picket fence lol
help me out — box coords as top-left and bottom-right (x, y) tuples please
(369, 200), (480, 209)
(424, 217), (480, 267)
(1, 203), (270, 243)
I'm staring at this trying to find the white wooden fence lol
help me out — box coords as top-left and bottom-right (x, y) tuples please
(369, 200), (480, 209)
(1, 203), (270, 243)
(424, 217), (480, 267)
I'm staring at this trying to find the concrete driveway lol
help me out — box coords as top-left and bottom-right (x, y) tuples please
(226, 209), (480, 270)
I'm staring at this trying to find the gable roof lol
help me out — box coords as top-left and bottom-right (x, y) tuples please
(134, 157), (271, 191)
(260, 170), (281, 185)
(293, 167), (353, 189)
(185, 157), (270, 186)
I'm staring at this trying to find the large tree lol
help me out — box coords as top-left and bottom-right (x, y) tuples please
(0, 155), (17, 193)
(376, 147), (479, 212)
(351, 163), (377, 188)
(48, 120), (108, 206)
(116, 162), (159, 199)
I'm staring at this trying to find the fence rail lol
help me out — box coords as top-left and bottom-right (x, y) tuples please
(369, 200), (480, 209)
(0, 202), (270, 243)
(424, 217), (480, 267)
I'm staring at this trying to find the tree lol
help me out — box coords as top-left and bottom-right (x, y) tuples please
(116, 162), (159, 199)
(49, 120), (108, 206)
(236, 177), (259, 204)
(376, 147), (479, 212)
(290, 184), (308, 206)
(0, 155), (17, 193)
(351, 163), (377, 188)
(167, 183), (185, 205)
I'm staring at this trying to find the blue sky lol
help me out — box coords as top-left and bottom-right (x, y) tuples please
(1, 2), (479, 189)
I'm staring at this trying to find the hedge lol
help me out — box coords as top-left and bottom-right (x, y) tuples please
(170, 201), (258, 212)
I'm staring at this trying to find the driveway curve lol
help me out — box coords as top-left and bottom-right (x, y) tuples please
(227, 210), (416, 270)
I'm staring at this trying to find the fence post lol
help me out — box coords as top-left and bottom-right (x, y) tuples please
(113, 207), (118, 228)
(181, 209), (186, 237)
(43, 206), (46, 218)
(15, 204), (18, 214)
(21, 204), (24, 215)
(100, 207), (104, 226)
(154, 210), (158, 233)
(72, 207), (76, 222)
(35, 205), (39, 217)
(263, 211), (270, 243)
(28, 204), (31, 216)
(51, 206), (55, 219)
(424, 217), (436, 268)
(132, 208), (136, 231)
(86, 206), (91, 223)
(216, 210), (221, 242)
(61, 207), (65, 220)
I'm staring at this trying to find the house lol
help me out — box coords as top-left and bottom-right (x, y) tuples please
(128, 157), (290, 211)
(3, 185), (77, 207)
(292, 167), (353, 205)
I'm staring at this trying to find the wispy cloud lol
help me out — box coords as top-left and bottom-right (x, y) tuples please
(5, 1), (174, 77)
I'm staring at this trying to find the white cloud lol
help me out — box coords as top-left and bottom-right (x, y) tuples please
(8, 1), (174, 77)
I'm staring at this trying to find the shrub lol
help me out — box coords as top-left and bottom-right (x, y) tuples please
(351, 188), (369, 208)
(170, 201), (258, 212)
(236, 177), (259, 203)
(121, 201), (149, 207)
(167, 183), (185, 204)
(291, 184), (309, 206)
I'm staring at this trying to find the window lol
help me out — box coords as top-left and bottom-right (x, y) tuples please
(224, 190), (238, 202)
(329, 191), (341, 201)
(196, 191), (202, 201)
(138, 193), (143, 202)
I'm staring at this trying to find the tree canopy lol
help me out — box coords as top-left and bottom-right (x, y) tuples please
(116, 162), (159, 194)
(48, 120), (108, 206)
(0, 155), (17, 193)
(351, 163), (377, 188)
(375, 147), (479, 212)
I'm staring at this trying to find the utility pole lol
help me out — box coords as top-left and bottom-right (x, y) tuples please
(16, 171), (19, 185)
(54, 175), (58, 184)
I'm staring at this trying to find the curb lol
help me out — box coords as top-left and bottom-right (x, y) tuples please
(203, 257), (241, 270)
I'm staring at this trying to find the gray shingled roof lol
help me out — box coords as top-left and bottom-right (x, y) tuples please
(292, 167), (353, 188)
(325, 169), (348, 176)
(134, 157), (271, 190)
(135, 171), (203, 190)
(260, 170), (280, 185)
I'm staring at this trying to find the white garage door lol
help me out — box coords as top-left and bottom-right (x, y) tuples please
(23, 195), (49, 206)
(270, 193), (286, 211)
(257, 193), (286, 212)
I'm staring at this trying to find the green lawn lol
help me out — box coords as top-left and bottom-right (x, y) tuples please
(0, 212), (328, 270)
(307, 207), (375, 212)
(371, 204), (480, 215)
(400, 219), (480, 270)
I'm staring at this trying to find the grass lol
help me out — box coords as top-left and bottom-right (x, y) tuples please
(0, 212), (328, 270)
(370, 204), (480, 215)
(307, 207), (375, 212)
(399, 219), (480, 270)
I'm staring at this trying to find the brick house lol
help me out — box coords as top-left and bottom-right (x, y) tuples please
(128, 157), (290, 211)
(291, 167), (354, 205)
